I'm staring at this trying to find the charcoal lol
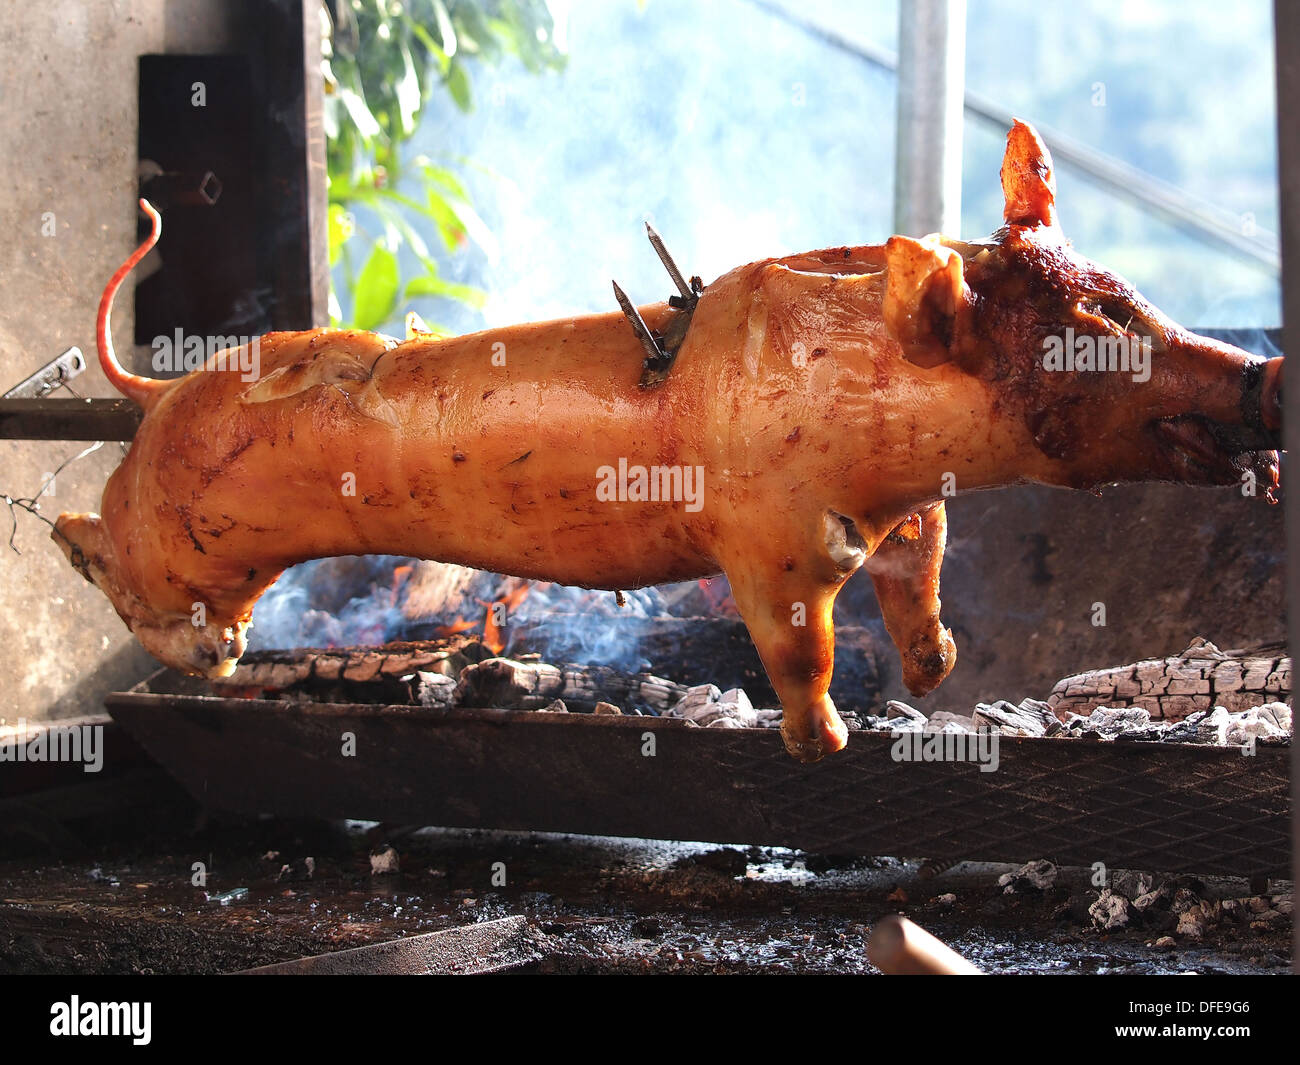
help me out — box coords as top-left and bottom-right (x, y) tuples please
(1176, 907), (1207, 939)
(1113, 726), (1167, 742)
(998, 859), (1057, 894)
(925, 711), (974, 732)
(712, 687), (757, 726)
(1171, 887), (1203, 915)
(885, 700), (925, 722)
(455, 657), (566, 709)
(1132, 885), (1173, 914)
(1089, 889), (1131, 930)
(369, 845), (400, 875)
(592, 701), (621, 716)
(668, 684), (757, 727)
(874, 715), (921, 733)
(1083, 706), (1152, 738)
(669, 683), (722, 722)
(1224, 702), (1291, 746)
(1249, 908), (1285, 930)
(972, 699), (1049, 736)
(415, 671), (457, 709)
(1195, 706), (1230, 745)
(1049, 639), (1290, 720)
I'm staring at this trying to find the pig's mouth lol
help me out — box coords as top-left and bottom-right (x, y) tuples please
(1150, 414), (1279, 488)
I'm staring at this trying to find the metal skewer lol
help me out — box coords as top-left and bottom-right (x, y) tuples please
(613, 224), (707, 386)
(611, 280), (668, 368)
(645, 223), (696, 305)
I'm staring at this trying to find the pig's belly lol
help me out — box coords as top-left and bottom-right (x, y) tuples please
(113, 409), (719, 597)
(334, 483), (721, 590)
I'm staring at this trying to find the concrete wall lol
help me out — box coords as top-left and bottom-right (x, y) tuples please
(0, 3), (244, 722)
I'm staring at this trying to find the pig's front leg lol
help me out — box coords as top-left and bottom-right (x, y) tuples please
(865, 503), (957, 697)
(719, 525), (861, 763)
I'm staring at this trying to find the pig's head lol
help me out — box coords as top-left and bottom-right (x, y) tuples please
(883, 120), (1282, 499)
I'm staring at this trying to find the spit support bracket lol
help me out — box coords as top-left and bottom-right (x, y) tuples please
(3, 346), (87, 400)
(613, 223), (705, 389)
(0, 350), (138, 442)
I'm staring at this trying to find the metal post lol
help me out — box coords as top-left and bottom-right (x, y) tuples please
(1271, 0), (1300, 974)
(893, 0), (967, 237)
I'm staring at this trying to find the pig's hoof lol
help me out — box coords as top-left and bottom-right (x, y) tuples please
(903, 628), (957, 697)
(781, 729), (828, 763)
(780, 701), (848, 763)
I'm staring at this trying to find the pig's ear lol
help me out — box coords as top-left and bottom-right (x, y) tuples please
(1001, 119), (1058, 229)
(883, 235), (970, 368)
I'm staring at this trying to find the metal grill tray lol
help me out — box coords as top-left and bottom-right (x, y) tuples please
(107, 670), (1290, 878)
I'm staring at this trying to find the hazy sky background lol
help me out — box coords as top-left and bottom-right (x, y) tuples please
(387, 0), (1279, 334)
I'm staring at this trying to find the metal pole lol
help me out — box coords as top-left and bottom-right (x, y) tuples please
(894, 0), (967, 237)
(1271, 0), (1299, 975)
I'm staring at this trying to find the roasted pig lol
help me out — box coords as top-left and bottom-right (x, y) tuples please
(56, 122), (1283, 761)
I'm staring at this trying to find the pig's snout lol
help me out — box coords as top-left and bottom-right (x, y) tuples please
(1243, 356), (1283, 451)
(1258, 357), (1283, 440)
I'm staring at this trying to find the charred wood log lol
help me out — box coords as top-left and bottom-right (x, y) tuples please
(210, 636), (492, 704)
(1047, 638), (1290, 721)
(453, 657), (687, 713)
(506, 616), (891, 713)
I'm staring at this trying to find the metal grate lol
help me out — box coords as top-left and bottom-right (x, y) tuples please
(107, 669), (1290, 878)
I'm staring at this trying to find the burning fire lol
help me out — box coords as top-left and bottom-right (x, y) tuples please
(436, 579), (532, 653)
(250, 554), (740, 670)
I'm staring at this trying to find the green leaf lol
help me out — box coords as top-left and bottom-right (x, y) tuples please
(406, 18), (451, 74)
(352, 243), (400, 330)
(405, 273), (487, 308)
(425, 189), (467, 250)
(444, 196), (499, 262)
(445, 61), (472, 112)
(420, 160), (469, 200)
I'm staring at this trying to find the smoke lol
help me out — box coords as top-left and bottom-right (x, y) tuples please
(401, 0), (898, 337)
(247, 552), (710, 673)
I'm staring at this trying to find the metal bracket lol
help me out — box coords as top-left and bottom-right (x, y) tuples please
(3, 347), (87, 400)
(613, 224), (704, 388)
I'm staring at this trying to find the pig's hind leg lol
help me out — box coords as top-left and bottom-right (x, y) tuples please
(865, 503), (957, 697)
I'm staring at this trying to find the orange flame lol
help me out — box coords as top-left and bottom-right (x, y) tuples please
(482, 581), (531, 654)
(434, 616), (478, 638)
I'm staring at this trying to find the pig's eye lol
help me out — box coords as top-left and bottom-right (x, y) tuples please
(1080, 298), (1137, 334)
